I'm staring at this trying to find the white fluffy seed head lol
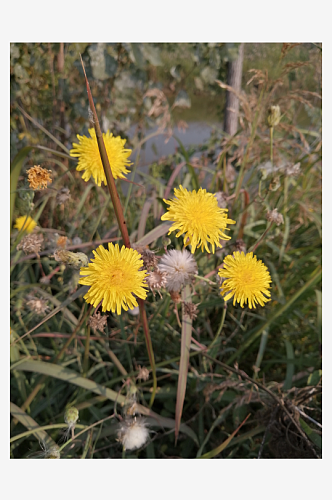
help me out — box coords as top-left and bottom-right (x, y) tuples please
(118, 418), (149, 451)
(158, 249), (198, 292)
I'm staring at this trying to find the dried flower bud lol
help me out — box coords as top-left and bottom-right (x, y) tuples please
(146, 269), (168, 294)
(88, 311), (108, 333)
(56, 236), (68, 248)
(162, 236), (172, 249)
(285, 162), (301, 177)
(235, 239), (247, 254)
(17, 232), (43, 255)
(54, 249), (89, 268)
(117, 417), (149, 451)
(26, 165), (52, 190)
(56, 187), (71, 205)
(64, 407), (79, 427)
(266, 208), (284, 226)
(267, 105), (281, 128)
(26, 296), (50, 316)
(137, 365), (150, 382)
(269, 176), (281, 192)
(133, 245), (158, 270)
(214, 191), (228, 209)
(183, 301), (199, 321)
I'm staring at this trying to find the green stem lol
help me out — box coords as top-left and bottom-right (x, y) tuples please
(208, 302), (227, 350)
(138, 298), (157, 407)
(83, 325), (91, 375)
(248, 222), (273, 253)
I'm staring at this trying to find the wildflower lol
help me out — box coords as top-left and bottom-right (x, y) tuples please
(158, 249), (198, 292)
(26, 165), (52, 190)
(26, 296), (50, 316)
(183, 301), (199, 321)
(267, 105), (281, 128)
(117, 417), (149, 451)
(161, 186), (235, 253)
(218, 251), (272, 309)
(137, 365), (150, 382)
(56, 187), (71, 205)
(54, 249), (89, 269)
(17, 232), (43, 254)
(14, 215), (37, 234)
(88, 311), (108, 333)
(146, 268), (168, 294)
(79, 243), (148, 314)
(70, 128), (131, 186)
(266, 208), (284, 226)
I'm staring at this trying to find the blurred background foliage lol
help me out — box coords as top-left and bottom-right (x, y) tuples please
(10, 42), (321, 459)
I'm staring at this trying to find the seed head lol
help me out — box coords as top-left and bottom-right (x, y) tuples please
(117, 417), (149, 451)
(146, 268), (168, 294)
(214, 191), (228, 209)
(266, 208), (284, 226)
(26, 296), (50, 316)
(133, 245), (158, 270)
(137, 365), (150, 382)
(158, 249), (198, 292)
(183, 301), (199, 321)
(267, 105), (281, 128)
(56, 187), (71, 205)
(17, 232), (43, 255)
(88, 311), (108, 333)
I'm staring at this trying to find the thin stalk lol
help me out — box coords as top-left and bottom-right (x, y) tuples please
(83, 325), (91, 375)
(248, 222), (273, 253)
(208, 301), (227, 350)
(80, 56), (156, 404)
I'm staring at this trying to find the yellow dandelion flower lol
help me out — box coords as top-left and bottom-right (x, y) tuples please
(14, 215), (37, 234)
(161, 186), (236, 253)
(79, 243), (148, 314)
(70, 128), (132, 186)
(26, 165), (52, 190)
(218, 251), (272, 309)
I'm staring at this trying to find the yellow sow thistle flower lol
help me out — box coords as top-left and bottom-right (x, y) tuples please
(14, 215), (37, 234)
(218, 251), (272, 309)
(161, 186), (236, 253)
(70, 128), (132, 186)
(79, 243), (148, 315)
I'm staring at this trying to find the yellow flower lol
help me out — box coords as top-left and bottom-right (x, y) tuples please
(218, 251), (272, 309)
(14, 215), (37, 234)
(26, 165), (52, 190)
(70, 128), (131, 186)
(161, 186), (236, 253)
(79, 243), (148, 314)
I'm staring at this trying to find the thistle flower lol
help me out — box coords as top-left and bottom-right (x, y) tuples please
(26, 165), (52, 190)
(70, 128), (132, 186)
(14, 215), (37, 234)
(218, 251), (272, 309)
(88, 311), (108, 333)
(79, 243), (148, 314)
(158, 249), (198, 292)
(17, 232), (43, 254)
(266, 208), (284, 226)
(161, 186), (236, 253)
(117, 417), (149, 451)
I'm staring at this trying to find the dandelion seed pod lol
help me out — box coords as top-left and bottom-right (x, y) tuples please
(117, 418), (149, 451)
(64, 407), (79, 426)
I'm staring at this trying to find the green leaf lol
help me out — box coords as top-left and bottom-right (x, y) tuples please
(283, 340), (295, 390)
(299, 418), (322, 449)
